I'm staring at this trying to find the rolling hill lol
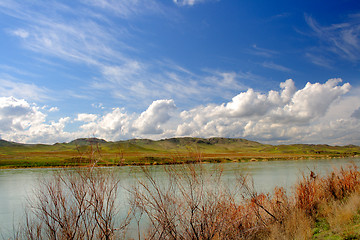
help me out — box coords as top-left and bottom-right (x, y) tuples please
(0, 137), (359, 168)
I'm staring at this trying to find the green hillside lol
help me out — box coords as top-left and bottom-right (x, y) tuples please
(0, 137), (359, 168)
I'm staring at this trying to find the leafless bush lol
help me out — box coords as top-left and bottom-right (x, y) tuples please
(130, 163), (360, 240)
(18, 168), (131, 240)
(13, 157), (360, 240)
(130, 164), (285, 240)
(294, 164), (360, 217)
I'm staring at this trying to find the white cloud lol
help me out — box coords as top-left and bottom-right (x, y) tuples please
(262, 61), (291, 72)
(81, 0), (162, 18)
(96, 60), (252, 109)
(0, 79), (50, 101)
(3, 0), (129, 68)
(101, 62), (143, 85)
(305, 53), (332, 68)
(20, 117), (72, 144)
(1, 0), (250, 110)
(49, 107), (59, 112)
(133, 99), (176, 134)
(306, 14), (360, 62)
(174, 78), (356, 144)
(91, 103), (104, 109)
(0, 97), (44, 132)
(12, 28), (29, 38)
(79, 108), (135, 141)
(173, 0), (215, 7)
(248, 44), (279, 58)
(280, 79), (350, 121)
(0, 97), (73, 144)
(1, 79), (359, 145)
(76, 113), (98, 122)
(279, 79), (296, 103)
(202, 70), (245, 92)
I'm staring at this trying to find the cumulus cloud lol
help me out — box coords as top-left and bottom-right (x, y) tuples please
(74, 79), (357, 145)
(133, 99), (176, 134)
(79, 108), (134, 141)
(76, 113), (98, 122)
(280, 79), (350, 121)
(0, 97), (71, 143)
(20, 117), (72, 144)
(76, 99), (177, 140)
(178, 79), (295, 123)
(174, 78), (356, 144)
(0, 97), (44, 132)
(1, 79), (359, 145)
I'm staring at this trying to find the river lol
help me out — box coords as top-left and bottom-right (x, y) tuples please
(0, 157), (359, 238)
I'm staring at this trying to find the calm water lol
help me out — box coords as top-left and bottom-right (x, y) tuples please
(0, 157), (359, 237)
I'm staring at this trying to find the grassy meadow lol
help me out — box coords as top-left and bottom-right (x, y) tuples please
(0, 137), (359, 168)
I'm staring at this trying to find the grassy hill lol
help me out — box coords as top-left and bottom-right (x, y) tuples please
(0, 137), (359, 168)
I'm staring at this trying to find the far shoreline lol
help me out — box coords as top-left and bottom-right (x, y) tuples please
(1, 137), (359, 169)
(1, 154), (359, 170)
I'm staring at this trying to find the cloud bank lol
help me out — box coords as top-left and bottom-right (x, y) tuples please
(1, 79), (359, 145)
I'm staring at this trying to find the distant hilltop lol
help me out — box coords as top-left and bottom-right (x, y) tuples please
(0, 136), (359, 149)
(0, 137), (359, 169)
(1, 137), (262, 147)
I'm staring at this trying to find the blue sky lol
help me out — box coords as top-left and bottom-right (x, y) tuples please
(0, 0), (360, 145)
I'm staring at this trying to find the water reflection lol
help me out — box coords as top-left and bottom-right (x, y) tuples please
(0, 157), (359, 236)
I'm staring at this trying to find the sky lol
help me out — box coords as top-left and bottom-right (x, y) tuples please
(0, 0), (360, 145)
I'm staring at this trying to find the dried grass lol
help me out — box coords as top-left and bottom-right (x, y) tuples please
(132, 163), (360, 240)
(15, 161), (360, 240)
(326, 191), (360, 232)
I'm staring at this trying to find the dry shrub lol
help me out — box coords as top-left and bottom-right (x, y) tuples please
(240, 185), (294, 239)
(325, 191), (360, 232)
(323, 164), (360, 201)
(132, 163), (360, 240)
(20, 168), (130, 240)
(294, 172), (323, 217)
(295, 164), (360, 218)
(259, 164), (360, 240)
(131, 164), (254, 240)
(131, 164), (297, 240)
(14, 160), (360, 240)
(249, 187), (290, 223)
(268, 208), (312, 240)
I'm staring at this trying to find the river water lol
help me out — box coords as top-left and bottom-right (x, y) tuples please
(0, 157), (359, 237)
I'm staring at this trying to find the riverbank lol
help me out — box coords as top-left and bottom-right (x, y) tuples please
(1, 137), (359, 169)
(1, 154), (359, 169)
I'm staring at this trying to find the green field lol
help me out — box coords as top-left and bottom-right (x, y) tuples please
(0, 137), (359, 168)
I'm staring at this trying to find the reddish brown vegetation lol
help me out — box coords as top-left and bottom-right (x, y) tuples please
(131, 164), (360, 240)
(15, 163), (360, 239)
